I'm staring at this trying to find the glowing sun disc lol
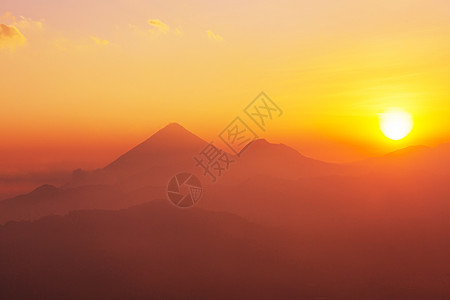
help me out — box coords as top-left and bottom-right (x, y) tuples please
(379, 109), (413, 140)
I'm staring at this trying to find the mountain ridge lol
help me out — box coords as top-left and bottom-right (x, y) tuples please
(1, 122), (449, 225)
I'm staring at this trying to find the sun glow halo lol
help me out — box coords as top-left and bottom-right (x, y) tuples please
(379, 109), (413, 140)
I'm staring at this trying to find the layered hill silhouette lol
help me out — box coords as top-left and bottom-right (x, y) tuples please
(0, 200), (308, 299)
(0, 123), (343, 223)
(1, 123), (450, 298)
(0, 122), (449, 227)
(0, 182), (167, 224)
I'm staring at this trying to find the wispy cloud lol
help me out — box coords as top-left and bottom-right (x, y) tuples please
(54, 36), (116, 51)
(148, 19), (170, 33)
(90, 36), (110, 45)
(0, 12), (44, 52)
(206, 30), (223, 41)
(173, 28), (183, 36)
(0, 24), (26, 51)
(0, 12), (43, 30)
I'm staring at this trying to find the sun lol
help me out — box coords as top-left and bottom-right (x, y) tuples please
(379, 108), (413, 140)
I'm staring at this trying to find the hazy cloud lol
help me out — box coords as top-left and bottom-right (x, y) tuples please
(206, 30), (223, 41)
(0, 12), (43, 30)
(148, 19), (170, 33)
(0, 24), (26, 51)
(54, 36), (115, 51)
(0, 12), (44, 51)
(90, 36), (110, 45)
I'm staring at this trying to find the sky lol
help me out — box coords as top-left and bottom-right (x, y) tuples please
(1, 0), (450, 173)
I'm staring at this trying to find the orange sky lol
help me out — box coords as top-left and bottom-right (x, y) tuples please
(1, 0), (450, 172)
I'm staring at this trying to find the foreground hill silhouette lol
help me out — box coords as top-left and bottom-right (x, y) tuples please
(0, 200), (306, 299)
(0, 200), (449, 299)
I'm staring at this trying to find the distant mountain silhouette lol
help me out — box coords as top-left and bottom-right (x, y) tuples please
(355, 142), (450, 176)
(71, 123), (349, 190)
(106, 123), (208, 171)
(69, 123), (344, 190)
(0, 170), (72, 201)
(0, 123), (348, 223)
(0, 122), (449, 228)
(68, 123), (208, 191)
(225, 139), (346, 182)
